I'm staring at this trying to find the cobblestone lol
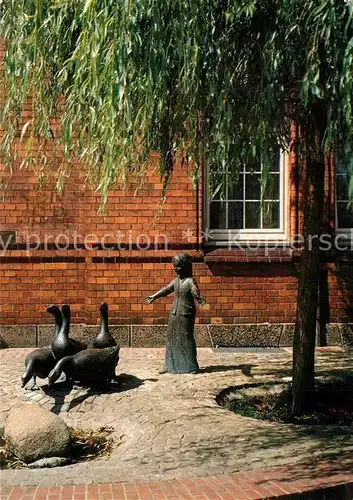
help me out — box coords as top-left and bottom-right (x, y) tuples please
(0, 347), (352, 488)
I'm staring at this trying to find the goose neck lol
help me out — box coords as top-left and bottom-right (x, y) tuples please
(54, 311), (63, 334)
(60, 309), (70, 338)
(100, 310), (109, 333)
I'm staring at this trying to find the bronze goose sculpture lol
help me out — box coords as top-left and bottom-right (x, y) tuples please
(51, 304), (86, 360)
(48, 346), (120, 387)
(93, 302), (117, 349)
(46, 304), (63, 345)
(21, 305), (62, 390)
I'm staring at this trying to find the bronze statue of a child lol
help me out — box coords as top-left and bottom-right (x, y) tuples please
(145, 253), (205, 374)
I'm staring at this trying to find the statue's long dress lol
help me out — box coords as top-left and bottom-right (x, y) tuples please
(164, 277), (200, 374)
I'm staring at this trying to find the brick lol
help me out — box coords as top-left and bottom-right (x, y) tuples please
(0, 89), (349, 330)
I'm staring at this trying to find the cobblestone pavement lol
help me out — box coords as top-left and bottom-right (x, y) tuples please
(0, 347), (352, 488)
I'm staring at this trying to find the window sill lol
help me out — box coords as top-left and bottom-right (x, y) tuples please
(204, 247), (293, 263)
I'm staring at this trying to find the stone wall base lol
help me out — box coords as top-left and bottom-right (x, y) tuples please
(0, 323), (352, 349)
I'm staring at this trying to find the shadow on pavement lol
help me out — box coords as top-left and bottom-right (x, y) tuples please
(41, 373), (145, 414)
(198, 364), (257, 376)
(136, 414), (353, 480)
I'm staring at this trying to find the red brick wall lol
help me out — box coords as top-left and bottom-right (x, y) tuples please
(0, 55), (352, 327)
(0, 158), (204, 325)
(1, 247), (351, 325)
(1, 143), (352, 327)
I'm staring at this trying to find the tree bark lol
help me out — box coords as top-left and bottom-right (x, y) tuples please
(292, 129), (325, 415)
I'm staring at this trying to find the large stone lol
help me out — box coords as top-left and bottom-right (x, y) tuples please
(0, 412), (7, 438)
(28, 457), (71, 468)
(4, 404), (71, 463)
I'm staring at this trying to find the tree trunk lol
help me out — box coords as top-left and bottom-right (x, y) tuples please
(292, 131), (325, 415)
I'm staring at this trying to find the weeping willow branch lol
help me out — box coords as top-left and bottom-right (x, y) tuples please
(0, 0), (352, 207)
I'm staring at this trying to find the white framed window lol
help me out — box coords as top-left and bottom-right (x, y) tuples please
(335, 155), (353, 240)
(204, 151), (288, 243)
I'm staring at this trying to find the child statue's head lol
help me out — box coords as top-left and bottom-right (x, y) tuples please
(172, 253), (192, 278)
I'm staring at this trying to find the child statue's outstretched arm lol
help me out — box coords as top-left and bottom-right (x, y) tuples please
(190, 278), (206, 305)
(145, 281), (175, 304)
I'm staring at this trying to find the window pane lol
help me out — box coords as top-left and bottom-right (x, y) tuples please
(337, 202), (353, 228)
(263, 173), (279, 201)
(208, 149), (283, 234)
(245, 173), (261, 200)
(228, 202), (243, 229)
(263, 202), (280, 229)
(209, 171), (226, 200)
(335, 151), (353, 231)
(245, 202), (261, 228)
(210, 201), (227, 229)
(336, 157), (346, 174)
(336, 174), (349, 201)
(228, 173), (243, 200)
(244, 156), (261, 173)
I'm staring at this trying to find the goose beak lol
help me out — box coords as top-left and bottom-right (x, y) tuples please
(21, 372), (30, 388)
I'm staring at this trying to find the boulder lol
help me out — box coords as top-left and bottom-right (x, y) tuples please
(28, 456), (71, 468)
(0, 413), (7, 438)
(4, 404), (71, 463)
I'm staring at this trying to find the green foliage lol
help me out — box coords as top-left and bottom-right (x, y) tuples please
(1, 0), (352, 202)
(225, 379), (353, 425)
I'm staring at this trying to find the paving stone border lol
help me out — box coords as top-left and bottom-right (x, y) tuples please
(0, 466), (352, 500)
(1, 323), (352, 348)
